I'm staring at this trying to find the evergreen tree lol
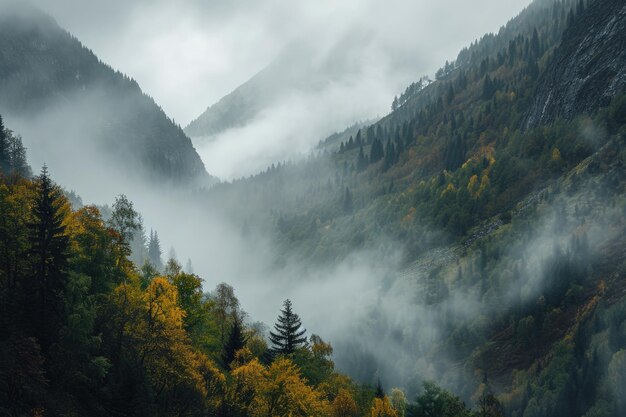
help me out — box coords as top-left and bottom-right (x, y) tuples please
(0, 115), (8, 174)
(357, 145), (368, 171)
(129, 215), (148, 267)
(222, 316), (246, 369)
(482, 75), (496, 100)
(27, 165), (69, 350)
(148, 229), (163, 270)
(269, 299), (307, 356)
(7, 133), (31, 178)
(531, 28), (541, 58)
(343, 187), (353, 213)
(392, 95), (399, 111)
(383, 140), (396, 171)
(370, 139), (384, 164)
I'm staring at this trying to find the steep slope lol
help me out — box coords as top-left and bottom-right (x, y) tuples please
(526, 0), (626, 127)
(0, 4), (209, 186)
(200, 1), (626, 414)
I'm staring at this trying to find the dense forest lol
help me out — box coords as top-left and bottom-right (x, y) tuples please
(1, 0), (625, 416)
(0, 122), (512, 416)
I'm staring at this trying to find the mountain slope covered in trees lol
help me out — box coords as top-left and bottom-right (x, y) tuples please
(1, 0), (625, 416)
(0, 118), (511, 416)
(0, 3), (208, 185)
(198, 1), (626, 415)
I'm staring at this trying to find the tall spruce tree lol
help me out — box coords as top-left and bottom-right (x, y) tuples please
(269, 299), (307, 356)
(148, 229), (163, 270)
(28, 165), (69, 350)
(343, 187), (353, 213)
(222, 316), (246, 369)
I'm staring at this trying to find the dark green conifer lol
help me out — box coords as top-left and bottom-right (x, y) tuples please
(269, 299), (307, 356)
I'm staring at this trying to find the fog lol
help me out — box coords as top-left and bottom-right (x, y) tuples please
(26, 0), (531, 180)
(7, 0), (613, 398)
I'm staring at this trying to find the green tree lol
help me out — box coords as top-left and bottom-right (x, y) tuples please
(28, 165), (69, 350)
(223, 316), (246, 369)
(269, 299), (307, 356)
(482, 75), (496, 100)
(107, 194), (139, 255)
(148, 229), (163, 270)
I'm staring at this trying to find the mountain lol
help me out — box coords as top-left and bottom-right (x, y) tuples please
(0, 3), (209, 186)
(184, 40), (348, 139)
(202, 0), (626, 415)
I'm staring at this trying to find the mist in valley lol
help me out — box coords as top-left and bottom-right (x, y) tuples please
(2, 1), (625, 415)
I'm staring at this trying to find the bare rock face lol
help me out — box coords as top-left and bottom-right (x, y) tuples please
(525, 0), (626, 129)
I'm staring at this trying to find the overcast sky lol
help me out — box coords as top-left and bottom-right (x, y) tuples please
(30, 0), (532, 127)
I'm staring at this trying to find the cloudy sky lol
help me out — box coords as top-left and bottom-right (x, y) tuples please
(30, 0), (531, 123)
(29, 0), (531, 178)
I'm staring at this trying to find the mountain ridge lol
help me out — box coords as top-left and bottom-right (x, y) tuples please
(0, 3), (210, 186)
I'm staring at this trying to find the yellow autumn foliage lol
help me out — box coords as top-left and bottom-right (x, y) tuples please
(370, 397), (398, 417)
(231, 357), (330, 417)
(332, 389), (359, 417)
(112, 277), (224, 409)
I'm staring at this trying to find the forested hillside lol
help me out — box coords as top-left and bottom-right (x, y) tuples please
(0, 3), (208, 185)
(0, 117), (515, 416)
(1, 0), (625, 416)
(199, 1), (626, 415)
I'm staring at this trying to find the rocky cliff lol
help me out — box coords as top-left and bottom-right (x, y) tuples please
(525, 0), (626, 128)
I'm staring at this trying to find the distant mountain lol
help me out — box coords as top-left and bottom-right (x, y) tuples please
(184, 26), (403, 142)
(184, 41), (338, 139)
(0, 3), (209, 185)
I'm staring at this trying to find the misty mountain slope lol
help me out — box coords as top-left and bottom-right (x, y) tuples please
(0, 4), (209, 187)
(184, 41), (332, 139)
(204, 0), (604, 261)
(198, 0), (626, 410)
(526, 0), (626, 128)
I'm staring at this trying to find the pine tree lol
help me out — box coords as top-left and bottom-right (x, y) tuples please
(0, 115), (9, 174)
(370, 139), (384, 164)
(129, 215), (148, 267)
(222, 316), (246, 369)
(482, 75), (496, 100)
(343, 187), (353, 213)
(148, 229), (163, 270)
(269, 299), (307, 356)
(383, 140), (396, 171)
(28, 165), (69, 350)
(392, 95), (399, 111)
(357, 145), (367, 171)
